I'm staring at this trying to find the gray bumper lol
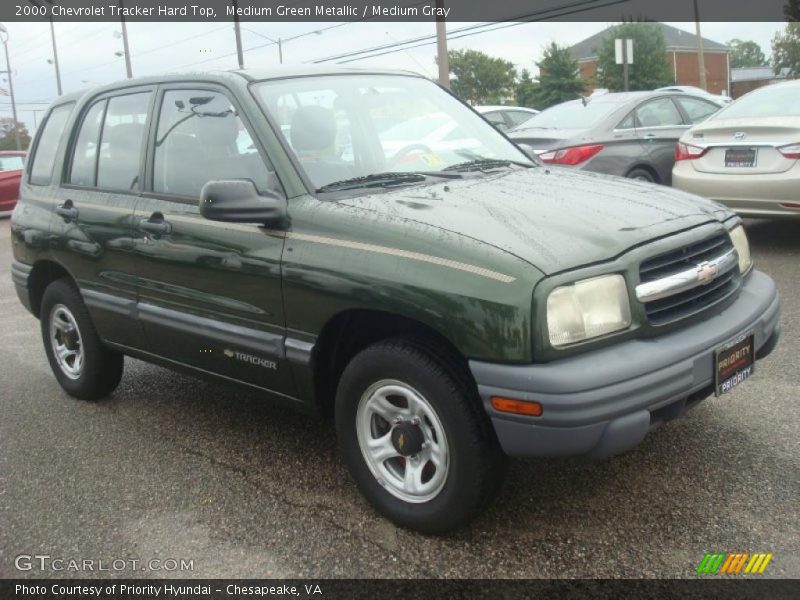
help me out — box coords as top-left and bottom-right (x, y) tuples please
(470, 270), (781, 460)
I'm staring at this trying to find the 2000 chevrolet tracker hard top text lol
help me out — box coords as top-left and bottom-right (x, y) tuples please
(10, 68), (781, 533)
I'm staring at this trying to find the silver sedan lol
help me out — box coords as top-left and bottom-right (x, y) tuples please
(673, 79), (800, 219)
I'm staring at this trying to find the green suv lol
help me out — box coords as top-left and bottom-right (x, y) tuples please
(10, 69), (780, 533)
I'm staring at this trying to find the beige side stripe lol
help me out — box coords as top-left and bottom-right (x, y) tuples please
(274, 231), (516, 284)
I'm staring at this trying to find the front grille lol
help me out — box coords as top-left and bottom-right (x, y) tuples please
(639, 233), (740, 326)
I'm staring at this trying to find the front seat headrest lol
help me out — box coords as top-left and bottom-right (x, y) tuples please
(290, 106), (337, 152)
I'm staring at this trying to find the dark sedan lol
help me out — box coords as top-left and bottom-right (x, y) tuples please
(509, 91), (721, 184)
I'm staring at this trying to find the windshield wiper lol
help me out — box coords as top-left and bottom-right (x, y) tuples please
(316, 171), (459, 193)
(443, 158), (529, 173)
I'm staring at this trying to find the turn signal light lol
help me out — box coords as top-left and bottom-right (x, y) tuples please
(675, 142), (707, 161)
(539, 144), (604, 166)
(490, 396), (543, 417)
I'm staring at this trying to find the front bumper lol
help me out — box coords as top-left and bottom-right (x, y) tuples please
(470, 270), (780, 459)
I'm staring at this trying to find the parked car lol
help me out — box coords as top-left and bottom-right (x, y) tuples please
(475, 105), (539, 132)
(0, 150), (26, 216)
(509, 91), (722, 184)
(673, 79), (800, 218)
(656, 85), (732, 105)
(11, 68), (779, 533)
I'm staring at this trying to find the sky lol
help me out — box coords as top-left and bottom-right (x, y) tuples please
(0, 19), (787, 133)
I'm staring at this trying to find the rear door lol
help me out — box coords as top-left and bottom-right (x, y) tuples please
(131, 84), (294, 396)
(634, 96), (689, 184)
(50, 89), (154, 350)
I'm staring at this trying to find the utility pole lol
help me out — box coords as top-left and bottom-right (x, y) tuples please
(435, 0), (449, 87)
(232, 0), (244, 68)
(49, 17), (62, 96)
(277, 38), (283, 64)
(693, 0), (707, 91)
(622, 41), (629, 92)
(0, 25), (21, 150)
(119, 0), (133, 78)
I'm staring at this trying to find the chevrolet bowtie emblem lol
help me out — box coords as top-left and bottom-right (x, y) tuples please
(733, 132), (746, 140)
(697, 262), (718, 283)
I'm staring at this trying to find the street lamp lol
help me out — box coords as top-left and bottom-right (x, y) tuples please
(0, 24), (22, 150)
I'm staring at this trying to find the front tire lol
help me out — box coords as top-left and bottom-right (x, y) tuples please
(335, 338), (506, 534)
(40, 279), (124, 400)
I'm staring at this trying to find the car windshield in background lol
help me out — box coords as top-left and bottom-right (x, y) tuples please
(716, 85), (800, 119)
(0, 155), (24, 171)
(515, 98), (623, 130)
(252, 74), (532, 191)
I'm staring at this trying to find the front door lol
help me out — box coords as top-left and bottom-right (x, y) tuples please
(131, 85), (294, 396)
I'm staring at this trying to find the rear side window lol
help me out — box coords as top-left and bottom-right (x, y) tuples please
(96, 92), (151, 191)
(483, 111), (508, 130)
(29, 103), (73, 186)
(69, 100), (106, 186)
(507, 110), (535, 127)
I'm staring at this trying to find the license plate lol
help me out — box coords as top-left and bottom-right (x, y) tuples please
(714, 332), (755, 397)
(725, 147), (757, 167)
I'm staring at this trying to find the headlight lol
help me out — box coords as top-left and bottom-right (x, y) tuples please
(729, 225), (752, 274)
(546, 274), (632, 347)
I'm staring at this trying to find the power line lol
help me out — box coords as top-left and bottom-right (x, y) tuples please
(312, 0), (632, 65)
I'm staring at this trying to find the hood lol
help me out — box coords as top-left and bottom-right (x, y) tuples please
(337, 168), (731, 275)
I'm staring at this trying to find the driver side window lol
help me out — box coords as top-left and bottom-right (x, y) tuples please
(153, 89), (270, 198)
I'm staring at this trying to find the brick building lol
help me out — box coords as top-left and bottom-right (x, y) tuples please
(730, 66), (791, 98)
(571, 23), (730, 96)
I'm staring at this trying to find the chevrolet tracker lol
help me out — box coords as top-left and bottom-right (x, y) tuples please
(10, 68), (780, 533)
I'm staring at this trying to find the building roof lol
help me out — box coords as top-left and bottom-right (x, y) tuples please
(730, 66), (791, 82)
(571, 22), (728, 61)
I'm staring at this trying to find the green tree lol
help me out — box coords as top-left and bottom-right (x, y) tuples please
(728, 39), (768, 68)
(447, 49), (517, 105)
(772, 22), (800, 77)
(0, 118), (30, 150)
(533, 42), (585, 109)
(596, 22), (674, 91)
(785, 0), (800, 21)
(515, 69), (540, 108)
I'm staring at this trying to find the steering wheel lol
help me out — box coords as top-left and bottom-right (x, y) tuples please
(389, 143), (434, 166)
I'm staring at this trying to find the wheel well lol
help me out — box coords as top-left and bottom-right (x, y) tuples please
(312, 309), (469, 418)
(627, 164), (660, 183)
(28, 260), (72, 318)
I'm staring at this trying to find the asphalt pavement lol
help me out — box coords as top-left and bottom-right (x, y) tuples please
(1, 216), (798, 579)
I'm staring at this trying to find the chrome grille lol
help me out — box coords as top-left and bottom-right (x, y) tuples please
(638, 233), (740, 326)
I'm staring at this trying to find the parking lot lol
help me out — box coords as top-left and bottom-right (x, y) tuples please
(0, 216), (798, 579)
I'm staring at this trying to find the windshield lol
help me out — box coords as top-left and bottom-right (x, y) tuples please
(252, 74), (532, 190)
(514, 99), (623, 131)
(714, 85), (800, 119)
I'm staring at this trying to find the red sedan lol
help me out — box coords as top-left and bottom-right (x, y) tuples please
(0, 150), (26, 217)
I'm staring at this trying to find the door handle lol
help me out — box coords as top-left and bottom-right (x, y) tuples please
(55, 200), (78, 220)
(643, 133), (658, 140)
(138, 213), (172, 235)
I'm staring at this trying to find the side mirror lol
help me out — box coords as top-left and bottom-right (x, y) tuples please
(199, 179), (287, 224)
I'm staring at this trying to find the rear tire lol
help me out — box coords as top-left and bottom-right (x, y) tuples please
(335, 337), (506, 534)
(627, 167), (656, 183)
(40, 279), (124, 400)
